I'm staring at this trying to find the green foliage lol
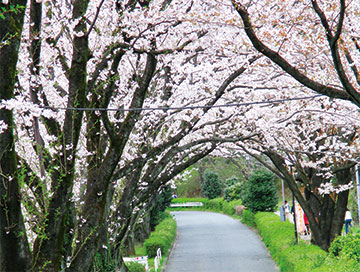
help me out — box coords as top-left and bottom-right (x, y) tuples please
(204, 197), (223, 211)
(144, 213), (176, 258)
(150, 186), (173, 229)
(328, 234), (355, 257)
(253, 212), (359, 272)
(126, 261), (146, 272)
(224, 176), (241, 186)
(329, 233), (360, 264)
(222, 199), (242, 215)
(93, 245), (117, 272)
(201, 170), (222, 199)
(224, 183), (243, 202)
(241, 209), (256, 228)
(171, 197), (208, 204)
(242, 170), (278, 212)
(175, 157), (251, 198)
(348, 188), (359, 226)
(174, 166), (202, 197)
(342, 238), (360, 262)
(223, 176), (244, 202)
(0, 4), (25, 19)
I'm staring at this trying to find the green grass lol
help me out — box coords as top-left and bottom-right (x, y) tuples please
(131, 213), (176, 272)
(171, 197), (208, 203)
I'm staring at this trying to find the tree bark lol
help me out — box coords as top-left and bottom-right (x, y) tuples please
(266, 150), (350, 251)
(0, 2), (31, 271)
(68, 53), (157, 272)
(32, 1), (90, 271)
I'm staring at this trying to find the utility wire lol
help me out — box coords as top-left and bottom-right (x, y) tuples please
(40, 94), (325, 112)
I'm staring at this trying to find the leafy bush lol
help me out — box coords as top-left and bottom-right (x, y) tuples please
(144, 236), (168, 258)
(223, 176), (243, 202)
(201, 170), (222, 199)
(204, 198), (223, 211)
(241, 209), (256, 228)
(224, 176), (241, 187)
(329, 234), (355, 257)
(341, 238), (360, 262)
(126, 261), (146, 272)
(329, 233), (360, 264)
(93, 251), (116, 272)
(242, 170), (278, 212)
(224, 183), (243, 202)
(144, 213), (176, 258)
(222, 199), (242, 215)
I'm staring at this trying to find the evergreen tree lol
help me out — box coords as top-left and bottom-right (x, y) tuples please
(243, 170), (278, 212)
(201, 170), (222, 199)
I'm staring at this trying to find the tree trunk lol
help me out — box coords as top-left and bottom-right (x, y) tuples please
(266, 150), (350, 251)
(0, 2), (31, 271)
(32, 1), (90, 270)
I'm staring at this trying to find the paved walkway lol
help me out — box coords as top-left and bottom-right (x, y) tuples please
(165, 211), (279, 272)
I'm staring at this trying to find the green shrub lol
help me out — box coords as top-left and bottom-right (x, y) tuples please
(255, 212), (294, 262)
(201, 170), (222, 199)
(224, 176), (241, 187)
(242, 170), (278, 212)
(204, 198), (223, 211)
(144, 214), (176, 258)
(93, 251), (116, 272)
(126, 261), (146, 272)
(241, 209), (255, 227)
(341, 238), (360, 262)
(222, 199), (242, 215)
(329, 234), (355, 257)
(224, 183), (243, 202)
(144, 235), (169, 258)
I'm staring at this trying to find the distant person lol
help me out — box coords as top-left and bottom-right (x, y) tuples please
(345, 208), (352, 234)
(303, 212), (310, 235)
(284, 200), (291, 221)
(172, 192), (177, 199)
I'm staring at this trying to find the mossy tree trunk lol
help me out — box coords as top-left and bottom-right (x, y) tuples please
(266, 150), (350, 251)
(0, 2), (31, 271)
(32, 1), (90, 271)
(67, 53), (157, 272)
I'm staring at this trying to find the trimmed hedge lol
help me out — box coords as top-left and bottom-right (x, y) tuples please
(144, 213), (176, 258)
(202, 198), (242, 215)
(170, 197), (242, 216)
(171, 197), (209, 204)
(241, 209), (255, 227)
(253, 212), (359, 272)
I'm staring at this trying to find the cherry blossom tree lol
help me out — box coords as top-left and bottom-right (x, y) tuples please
(231, 93), (360, 250)
(0, 0), (259, 271)
(228, 0), (360, 250)
(231, 0), (360, 104)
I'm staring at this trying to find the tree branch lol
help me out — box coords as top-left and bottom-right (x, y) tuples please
(231, 0), (352, 102)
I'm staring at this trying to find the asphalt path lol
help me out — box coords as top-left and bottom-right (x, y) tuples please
(165, 211), (279, 272)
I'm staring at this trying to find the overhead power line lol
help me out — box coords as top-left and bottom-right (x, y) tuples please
(40, 94), (325, 112)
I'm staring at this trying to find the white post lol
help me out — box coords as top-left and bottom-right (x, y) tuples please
(154, 256), (159, 271)
(356, 165), (360, 226)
